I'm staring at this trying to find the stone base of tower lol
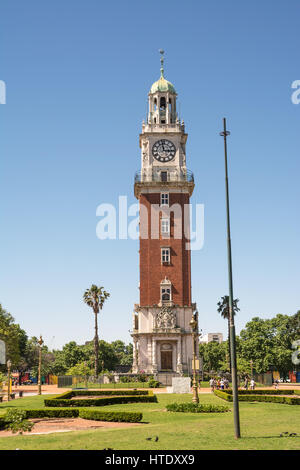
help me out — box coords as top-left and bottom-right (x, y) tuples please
(131, 304), (197, 377)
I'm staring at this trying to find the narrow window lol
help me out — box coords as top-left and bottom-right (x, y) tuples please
(161, 248), (170, 264)
(160, 193), (169, 206)
(160, 97), (166, 110)
(161, 288), (171, 302)
(161, 218), (170, 235)
(161, 171), (168, 182)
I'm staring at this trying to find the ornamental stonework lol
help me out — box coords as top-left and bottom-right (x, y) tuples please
(155, 306), (176, 329)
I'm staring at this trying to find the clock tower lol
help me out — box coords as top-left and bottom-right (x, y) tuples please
(131, 51), (198, 381)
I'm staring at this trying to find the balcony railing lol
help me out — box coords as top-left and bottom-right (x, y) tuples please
(134, 169), (194, 184)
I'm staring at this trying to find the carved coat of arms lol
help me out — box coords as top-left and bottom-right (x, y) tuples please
(156, 306), (176, 329)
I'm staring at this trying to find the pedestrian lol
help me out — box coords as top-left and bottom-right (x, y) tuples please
(217, 378), (221, 390)
(244, 376), (249, 390)
(274, 379), (279, 390)
(209, 377), (215, 392)
(220, 378), (224, 390)
(250, 378), (255, 390)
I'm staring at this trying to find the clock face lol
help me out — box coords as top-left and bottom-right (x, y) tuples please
(152, 139), (176, 163)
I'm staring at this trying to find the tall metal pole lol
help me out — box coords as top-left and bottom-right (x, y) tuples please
(220, 118), (241, 439)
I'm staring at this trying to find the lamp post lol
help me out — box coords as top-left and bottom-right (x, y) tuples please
(7, 359), (12, 402)
(190, 313), (199, 404)
(220, 117), (241, 439)
(38, 335), (43, 395)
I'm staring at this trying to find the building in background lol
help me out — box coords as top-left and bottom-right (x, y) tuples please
(200, 333), (223, 344)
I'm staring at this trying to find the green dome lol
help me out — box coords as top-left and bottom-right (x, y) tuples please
(150, 76), (176, 94)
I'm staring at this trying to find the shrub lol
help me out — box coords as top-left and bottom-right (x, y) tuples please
(166, 402), (230, 413)
(147, 379), (159, 388)
(4, 409), (34, 434)
(78, 409), (143, 422)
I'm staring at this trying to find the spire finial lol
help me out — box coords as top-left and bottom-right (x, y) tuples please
(159, 49), (165, 78)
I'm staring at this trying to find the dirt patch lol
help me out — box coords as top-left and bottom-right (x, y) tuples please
(0, 418), (143, 437)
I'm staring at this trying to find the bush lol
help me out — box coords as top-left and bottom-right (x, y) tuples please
(147, 379), (159, 388)
(4, 409), (34, 434)
(78, 409), (142, 422)
(166, 402), (230, 413)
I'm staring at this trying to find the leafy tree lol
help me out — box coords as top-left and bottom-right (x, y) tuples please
(0, 304), (28, 369)
(111, 340), (133, 366)
(238, 314), (295, 375)
(199, 341), (227, 373)
(23, 337), (55, 378)
(66, 362), (93, 377)
(82, 340), (118, 372)
(217, 296), (240, 370)
(83, 285), (110, 377)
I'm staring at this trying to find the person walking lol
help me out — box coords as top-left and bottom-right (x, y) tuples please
(209, 377), (215, 392)
(220, 378), (224, 390)
(244, 376), (249, 390)
(250, 378), (255, 390)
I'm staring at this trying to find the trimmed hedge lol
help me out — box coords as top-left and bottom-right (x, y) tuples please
(44, 390), (157, 408)
(4, 408), (142, 423)
(225, 389), (296, 395)
(214, 390), (233, 402)
(166, 402), (230, 413)
(24, 408), (80, 419)
(79, 409), (142, 423)
(214, 390), (300, 405)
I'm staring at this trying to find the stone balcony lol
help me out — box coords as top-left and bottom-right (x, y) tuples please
(134, 168), (194, 198)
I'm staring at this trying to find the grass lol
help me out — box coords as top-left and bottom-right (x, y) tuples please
(0, 392), (300, 450)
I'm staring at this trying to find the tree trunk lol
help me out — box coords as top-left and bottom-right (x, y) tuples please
(94, 311), (99, 378)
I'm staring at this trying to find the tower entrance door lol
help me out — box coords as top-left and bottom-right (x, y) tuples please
(161, 350), (172, 370)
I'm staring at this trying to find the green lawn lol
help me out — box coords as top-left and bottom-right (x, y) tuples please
(0, 392), (300, 450)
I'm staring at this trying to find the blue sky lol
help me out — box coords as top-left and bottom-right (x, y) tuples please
(0, 1), (299, 350)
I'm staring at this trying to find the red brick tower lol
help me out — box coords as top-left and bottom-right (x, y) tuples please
(131, 52), (197, 378)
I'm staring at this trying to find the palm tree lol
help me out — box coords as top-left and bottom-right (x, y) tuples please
(83, 285), (110, 378)
(217, 295), (240, 371)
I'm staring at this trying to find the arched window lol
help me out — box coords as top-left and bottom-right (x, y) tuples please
(160, 97), (166, 110)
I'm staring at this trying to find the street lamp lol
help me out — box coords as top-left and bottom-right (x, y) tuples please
(220, 118), (241, 439)
(190, 313), (199, 404)
(38, 335), (44, 395)
(7, 359), (12, 402)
